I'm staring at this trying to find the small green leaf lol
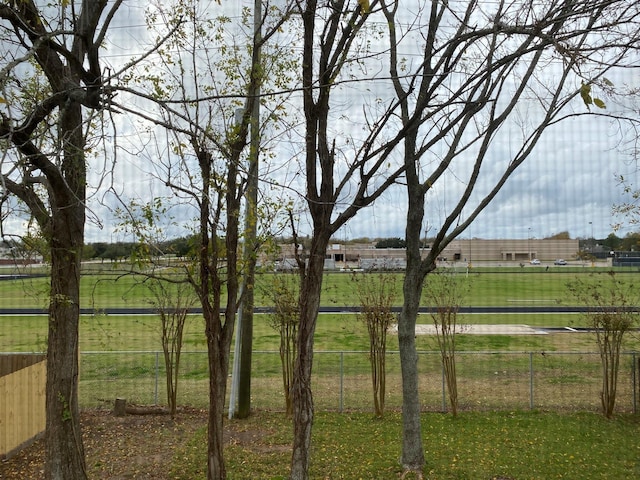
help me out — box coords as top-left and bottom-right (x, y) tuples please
(602, 77), (614, 87)
(579, 83), (592, 107)
(593, 98), (606, 109)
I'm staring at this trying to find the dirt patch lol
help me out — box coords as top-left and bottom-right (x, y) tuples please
(0, 407), (218, 479)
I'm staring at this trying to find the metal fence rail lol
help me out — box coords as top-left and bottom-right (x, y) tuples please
(79, 350), (639, 414)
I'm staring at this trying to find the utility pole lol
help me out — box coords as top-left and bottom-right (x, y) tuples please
(235, 0), (262, 419)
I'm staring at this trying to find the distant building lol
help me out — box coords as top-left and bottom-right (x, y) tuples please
(268, 238), (580, 270)
(440, 238), (578, 263)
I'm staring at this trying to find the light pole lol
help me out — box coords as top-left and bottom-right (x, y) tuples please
(528, 227), (531, 262)
(589, 221), (594, 266)
(343, 229), (347, 268)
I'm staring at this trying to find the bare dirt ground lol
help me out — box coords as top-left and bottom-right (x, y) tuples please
(0, 407), (208, 479)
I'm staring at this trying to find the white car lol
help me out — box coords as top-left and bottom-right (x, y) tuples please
(554, 259), (567, 265)
(530, 259), (541, 265)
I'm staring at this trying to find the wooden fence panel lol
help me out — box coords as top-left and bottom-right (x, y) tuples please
(0, 355), (46, 459)
(0, 354), (44, 378)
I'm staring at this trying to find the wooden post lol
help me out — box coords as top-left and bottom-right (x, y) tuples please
(113, 398), (127, 417)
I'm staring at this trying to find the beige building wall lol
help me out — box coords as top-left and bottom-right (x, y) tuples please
(441, 239), (579, 263)
(269, 239), (579, 267)
(334, 239), (579, 264)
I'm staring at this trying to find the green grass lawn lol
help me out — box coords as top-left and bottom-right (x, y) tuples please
(63, 312), (636, 413)
(3, 312), (636, 353)
(170, 410), (640, 479)
(3, 267), (639, 478)
(2, 267), (639, 411)
(8, 266), (630, 354)
(1, 267), (639, 309)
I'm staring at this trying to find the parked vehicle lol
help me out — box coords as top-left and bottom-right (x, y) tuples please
(554, 259), (567, 265)
(529, 259), (541, 265)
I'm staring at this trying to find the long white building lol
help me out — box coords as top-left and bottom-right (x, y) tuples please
(272, 238), (580, 270)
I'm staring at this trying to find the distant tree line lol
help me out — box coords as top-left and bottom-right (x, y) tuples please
(599, 233), (640, 252)
(73, 231), (640, 263)
(375, 237), (406, 249)
(546, 230), (640, 252)
(81, 236), (198, 261)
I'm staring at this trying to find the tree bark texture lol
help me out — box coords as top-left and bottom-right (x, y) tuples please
(398, 269), (426, 472)
(0, 1), (114, 477)
(45, 102), (88, 480)
(194, 117), (242, 479)
(45, 229), (87, 480)
(290, 238), (328, 480)
(206, 318), (231, 480)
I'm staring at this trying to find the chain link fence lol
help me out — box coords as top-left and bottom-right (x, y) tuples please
(79, 350), (639, 414)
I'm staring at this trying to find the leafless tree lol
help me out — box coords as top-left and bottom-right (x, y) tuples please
(424, 270), (468, 417)
(289, 1), (413, 475)
(149, 277), (195, 418)
(352, 272), (398, 418)
(112, 2), (297, 477)
(568, 272), (638, 418)
(265, 273), (300, 415)
(372, 1), (640, 476)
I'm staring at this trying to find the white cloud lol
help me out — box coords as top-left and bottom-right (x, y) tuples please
(78, 1), (640, 244)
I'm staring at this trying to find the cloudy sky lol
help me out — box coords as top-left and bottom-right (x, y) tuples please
(74, 1), (640, 244)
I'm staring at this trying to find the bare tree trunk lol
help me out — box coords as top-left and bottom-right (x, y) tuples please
(206, 317), (231, 479)
(599, 329), (625, 418)
(165, 354), (175, 415)
(355, 273), (396, 418)
(291, 1), (400, 474)
(236, 0), (262, 421)
(0, 2), (111, 476)
(45, 105), (87, 480)
(290, 239), (328, 480)
(194, 122), (241, 479)
(163, 316), (184, 418)
(398, 271), (425, 473)
(46, 240), (86, 480)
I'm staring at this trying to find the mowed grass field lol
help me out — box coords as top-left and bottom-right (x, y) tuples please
(2, 263), (639, 308)
(1, 265), (640, 352)
(2, 265), (638, 413)
(2, 266), (640, 478)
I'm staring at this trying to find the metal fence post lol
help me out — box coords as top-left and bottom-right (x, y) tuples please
(529, 352), (534, 410)
(339, 352), (344, 413)
(633, 352), (637, 414)
(441, 362), (446, 412)
(154, 351), (159, 406)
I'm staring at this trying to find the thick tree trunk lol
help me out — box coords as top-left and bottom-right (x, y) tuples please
(398, 153), (429, 475)
(206, 311), (231, 480)
(195, 135), (240, 480)
(44, 200), (87, 480)
(237, 281), (254, 419)
(290, 242), (327, 480)
(42, 86), (87, 479)
(398, 270), (425, 472)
